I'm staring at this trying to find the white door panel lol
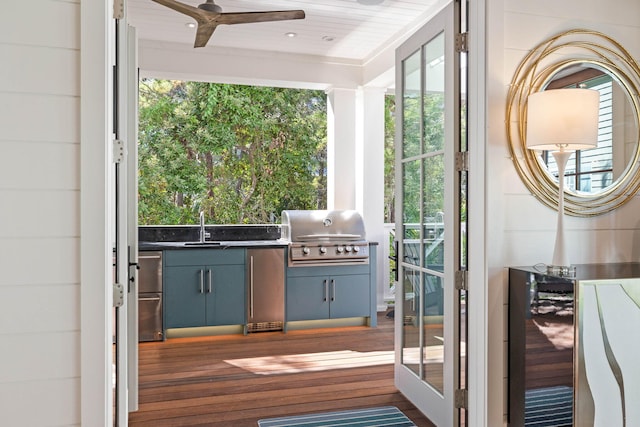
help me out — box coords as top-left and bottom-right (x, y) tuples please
(115, 14), (139, 427)
(394, 2), (466, 425)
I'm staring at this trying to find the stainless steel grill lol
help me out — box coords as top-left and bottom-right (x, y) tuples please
(281, 210), (369, 267)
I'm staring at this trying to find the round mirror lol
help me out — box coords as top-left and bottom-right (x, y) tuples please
(535, 62), (639, 195)
(506, 30), (640, 216)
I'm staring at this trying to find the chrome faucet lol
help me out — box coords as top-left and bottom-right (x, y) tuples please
(199, 211), (206, 243)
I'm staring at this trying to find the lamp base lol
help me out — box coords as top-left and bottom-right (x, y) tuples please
(546, 264), (576, 278)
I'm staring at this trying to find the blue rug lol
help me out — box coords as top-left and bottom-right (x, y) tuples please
(525, 385), (573, 427)
(258, 406), (416, 427)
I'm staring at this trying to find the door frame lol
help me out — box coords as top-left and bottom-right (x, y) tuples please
(464, 0), (488, 425)
(80, 1), (140, 425)
(80, 0), (489, 424)
(80, 0), (114, 424)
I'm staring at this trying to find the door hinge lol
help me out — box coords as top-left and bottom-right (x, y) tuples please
(455, 32), (469, 53)
(113, 282), (124, 308)
(114, 0), (125, 20)
(455, 388), (468, 409)
(455, 270), (468, 291)
(112, 138), (125, 164)
(455, 151), (469, 172)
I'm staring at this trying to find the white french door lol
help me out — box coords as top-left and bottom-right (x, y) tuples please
(114, 12), (139, 426)
(394, 2), (467, 426)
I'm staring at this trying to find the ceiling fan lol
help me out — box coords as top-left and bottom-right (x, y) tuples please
(151, 0), (306, 48)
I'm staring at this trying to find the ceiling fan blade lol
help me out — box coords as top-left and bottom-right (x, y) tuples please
(217, 10), (305, 26)
(152, 0), (305, 48)
(151, 0), (212, 23)
(194, 23), (218, 47)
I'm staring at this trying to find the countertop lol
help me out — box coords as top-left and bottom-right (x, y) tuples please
(139, 240), (289, 251)
(510, 262), (640, 281)
(140, 240), (378, 251)
(139, 224), (379, 251)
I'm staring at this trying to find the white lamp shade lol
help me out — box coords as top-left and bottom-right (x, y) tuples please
(526, 88), (600, 151)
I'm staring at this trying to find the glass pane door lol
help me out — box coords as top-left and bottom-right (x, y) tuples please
(394, 3), (462, 426)
(398, 28), (446, 389)
(458, 0), (469, 423)
(114, 18), (139, 427)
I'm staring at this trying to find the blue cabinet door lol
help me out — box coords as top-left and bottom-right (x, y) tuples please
(329, 274), (370, 319)
(205, 264), (245, 326)
(164, 249), (246, 329)
(164, 265), (207, 328)
(286, 276), (330, 321)
(286, 273), (371, 322)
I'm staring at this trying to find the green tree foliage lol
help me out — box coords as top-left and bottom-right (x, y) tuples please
(383, 95), (396, 223)
(138, 79), (327, 225)
(397, 91), (445, 242)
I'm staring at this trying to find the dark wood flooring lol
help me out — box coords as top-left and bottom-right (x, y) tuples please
(129, 313), (435, 426)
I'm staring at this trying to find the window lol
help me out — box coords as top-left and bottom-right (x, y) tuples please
(543, 70), (617, 193)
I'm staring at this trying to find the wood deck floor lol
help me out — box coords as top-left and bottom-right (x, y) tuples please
(129, 312), (435, 426)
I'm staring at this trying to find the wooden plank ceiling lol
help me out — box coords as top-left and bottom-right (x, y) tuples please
(127, 0), (444, 63)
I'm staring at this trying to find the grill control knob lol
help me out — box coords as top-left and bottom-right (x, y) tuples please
(336, 246), (344, 254)
(319, 246), (327, 254)
(345, 245), (353, 252)
(302, 247), (310, 255)
(353, 246), (360, 253)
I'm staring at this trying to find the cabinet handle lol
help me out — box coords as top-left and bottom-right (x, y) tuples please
(138, 255), (162, 260)
(199, 269), (204, 294)
(138, 296), (161, 302)
(250, 256), (254, 318)
(207, 269), (212, 293)
(331, 279), (336, 302)
(323, 279), (328, 302)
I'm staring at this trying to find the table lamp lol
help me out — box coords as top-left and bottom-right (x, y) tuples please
(526, 88), (600, 276)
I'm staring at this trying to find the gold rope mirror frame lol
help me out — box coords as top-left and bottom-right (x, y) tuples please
(506, 29), (640, 216)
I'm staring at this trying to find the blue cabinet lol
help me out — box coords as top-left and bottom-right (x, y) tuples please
(164, 249), (245, 329)
(285, 245), (378, 325)
(286, 263), (372, 322)
(286, 274), (370, 321)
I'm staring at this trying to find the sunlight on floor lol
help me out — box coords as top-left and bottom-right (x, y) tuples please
(402, 340), (466, 365)
(402, 345), (444, 365)
(225, 350), (394, 375)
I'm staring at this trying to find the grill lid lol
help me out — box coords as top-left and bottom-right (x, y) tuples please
(281, 210), (366, 242)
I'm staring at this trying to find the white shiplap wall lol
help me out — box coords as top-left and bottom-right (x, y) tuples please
(486, 0), (640, 425)
(0, 1), (82, 425)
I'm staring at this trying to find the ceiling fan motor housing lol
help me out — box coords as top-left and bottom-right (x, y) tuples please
(198, 0), (222, 13)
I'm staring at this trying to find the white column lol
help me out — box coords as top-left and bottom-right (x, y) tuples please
(357, 87), (387, 311)
(327, 87), (357, 210)
(327, 86), (388, 312)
